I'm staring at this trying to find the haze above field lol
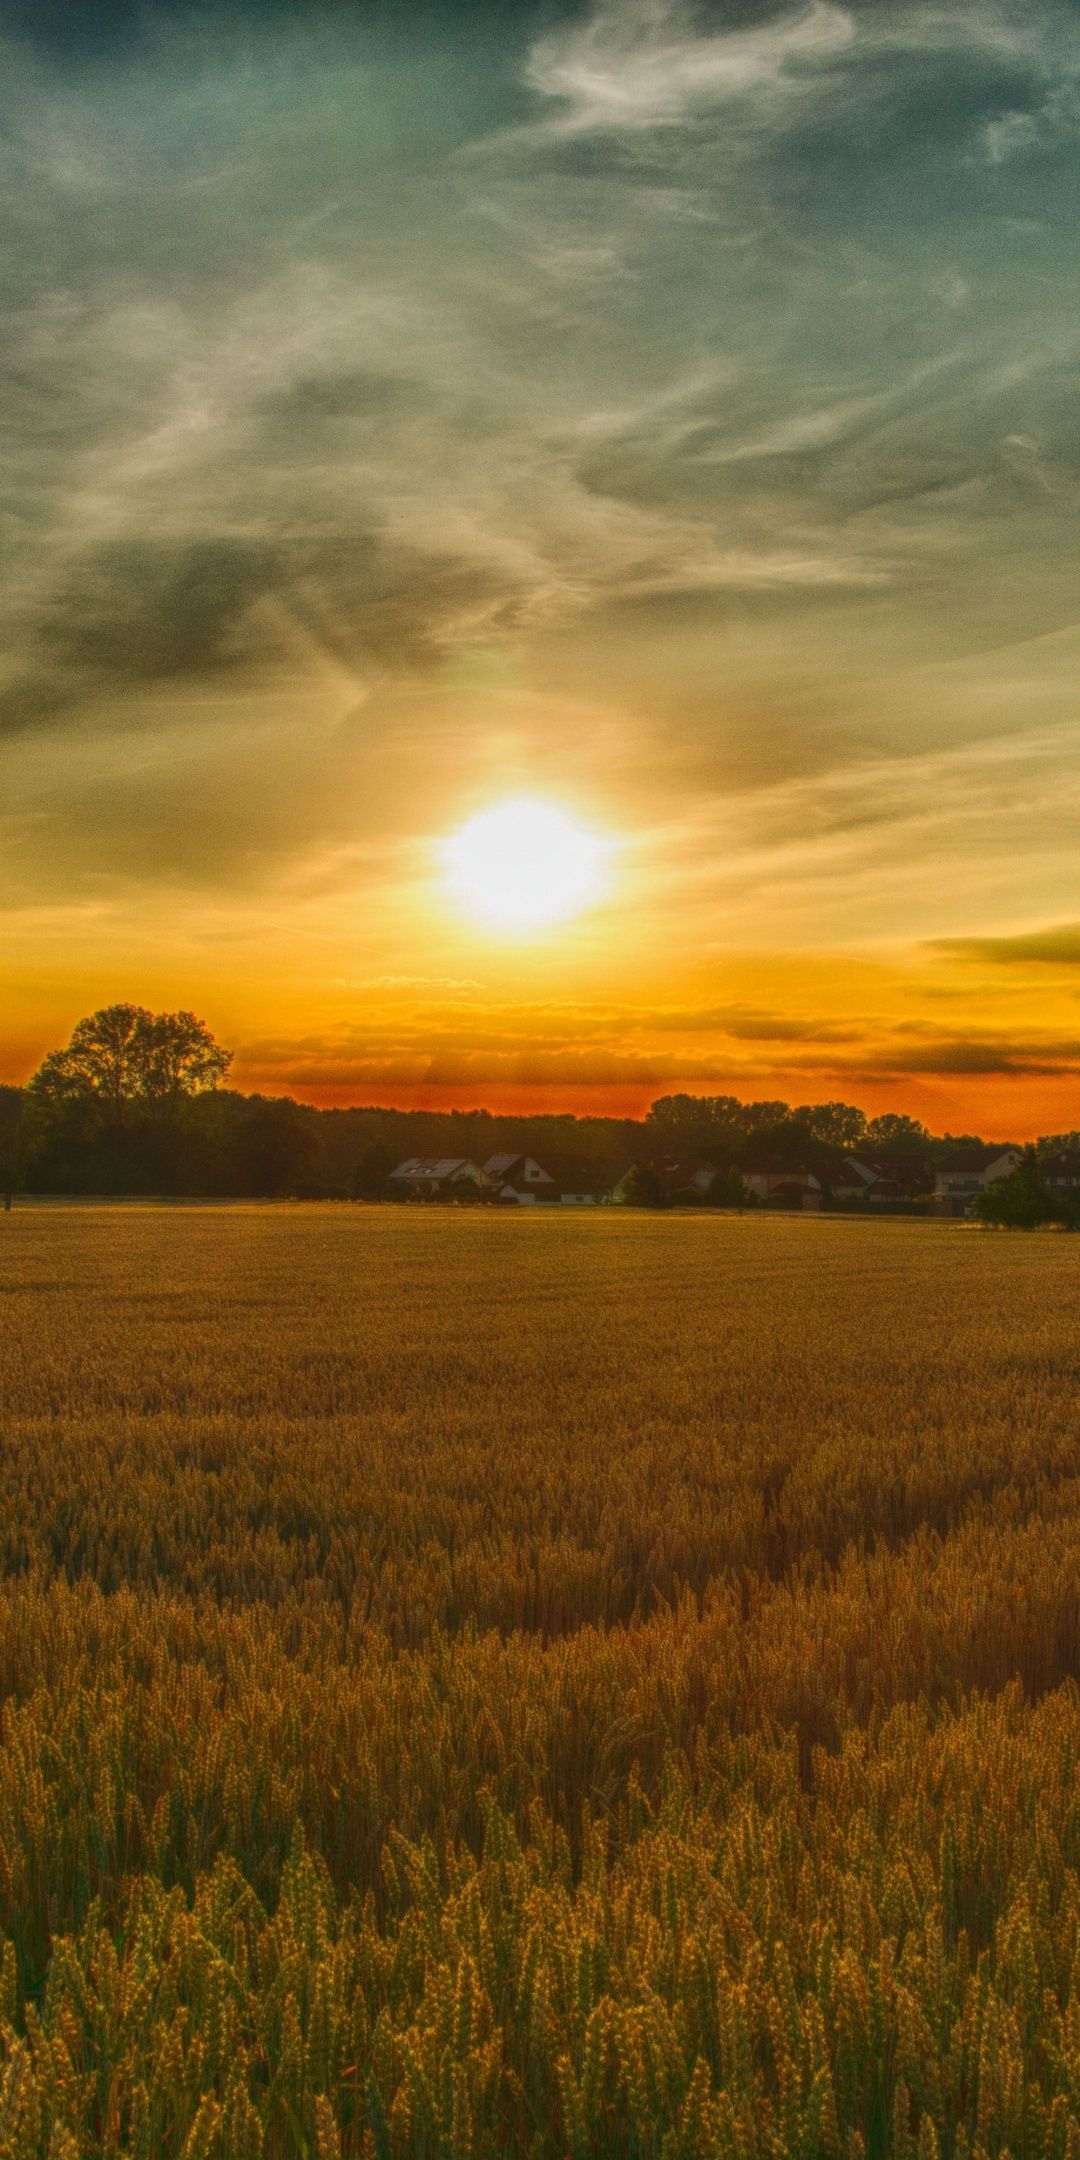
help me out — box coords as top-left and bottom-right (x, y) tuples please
(3, 0), (1079, 1137)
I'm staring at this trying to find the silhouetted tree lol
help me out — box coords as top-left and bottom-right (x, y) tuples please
(703, 1164), (745, 1208)
(30, 1004), (230, 1119)
(233, 1098), (320, 1198)
(647, 1093), (745, 1139)
(864, 1113), (931, 1152)
(350, 1140), (399, 1200)
(30, 1004), (152, 1124)
(0, 1087), (26, 1210)
(741, 1101), (792, 1133)
(613, 1163), (664, 1207)
(27, 1005), (232, 1194)
(140, 1012), (233, 1102)
(646, 1092), (771, 1164)
(792, 1101), (868, 1148)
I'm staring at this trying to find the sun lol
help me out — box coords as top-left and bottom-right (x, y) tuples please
(441, 796), (608, 935)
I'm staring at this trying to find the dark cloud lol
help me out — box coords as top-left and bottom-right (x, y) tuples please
(880, 1037), (1080, 1076)
(232, 1032), (1080, 1092)
(933, 925), (1080, 967)
(649, 1004), (859, 1041)
(0, 526), (569, 739)
(45, 540), (279, 680)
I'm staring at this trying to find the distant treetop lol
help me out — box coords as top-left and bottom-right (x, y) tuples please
(29, 1004), (231, 1117)
(862, 1112), (931, 1151)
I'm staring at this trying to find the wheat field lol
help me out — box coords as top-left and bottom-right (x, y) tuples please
(1, 1205), (1079, 2158)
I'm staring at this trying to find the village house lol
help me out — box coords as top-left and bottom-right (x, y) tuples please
(764, 1177), (823, 1211)
(1040, 1150), (1080, 1193)
(844, 1152), (935, 1205)
(740, 1150), (824, 1210)
(608, 1159), (717, 1206)
(482, 1154), (556, 1202)
(482, 1153), (602, 1205)
(825, 1157), (879, 1204)
(741, 1150), (928, 1211)
(655, 1160), (718, 1203)
(933, 1147), (1022, 1218)
(387, 1157), (488, 1200)
(550, 1170), (603, 1206)
(612, 1159), (720, 1204)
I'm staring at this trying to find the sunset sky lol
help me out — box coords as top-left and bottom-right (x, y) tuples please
(4, 0), (1080, 1135)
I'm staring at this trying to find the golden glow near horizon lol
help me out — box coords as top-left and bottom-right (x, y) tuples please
(440, 797), (609, 936)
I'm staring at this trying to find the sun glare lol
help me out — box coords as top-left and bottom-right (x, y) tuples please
(441, 797), (608, 935)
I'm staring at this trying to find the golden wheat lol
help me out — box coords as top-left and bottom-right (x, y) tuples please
(0, 1205), (1078, 2156)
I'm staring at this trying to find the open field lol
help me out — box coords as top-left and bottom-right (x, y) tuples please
(2, 1207), (1080, 2158)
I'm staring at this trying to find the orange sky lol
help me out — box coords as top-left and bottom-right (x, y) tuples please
(5, 841), (1080, 1138)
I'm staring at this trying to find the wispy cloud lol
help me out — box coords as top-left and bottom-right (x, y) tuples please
(333, 975), (485, 994)
(524, 0), (856, 137)
(627, 722), (1080, 953)
(519, 0), (1079, 147)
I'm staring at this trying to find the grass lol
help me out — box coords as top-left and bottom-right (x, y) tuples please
(0, 1205), (1078, 2157)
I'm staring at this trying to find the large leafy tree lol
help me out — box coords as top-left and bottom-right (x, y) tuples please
(645, 1093), (791, 1159)
(29, 1004), (231, 1121)
(141, 1011), (233, 1103)
(792, 1101), (868, 1148)
(646, 1093), (746, 1139)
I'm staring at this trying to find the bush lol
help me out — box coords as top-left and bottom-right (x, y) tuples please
(977, 1146), (1059, 1228)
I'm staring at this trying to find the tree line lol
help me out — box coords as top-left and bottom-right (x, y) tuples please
(1, 1002), (1075, 1210)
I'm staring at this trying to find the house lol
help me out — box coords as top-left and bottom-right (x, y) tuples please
(740, 1151), (824, 1210)
(654, 1160), (718, 1203)
(745, 1151), (934, 1211)
(863, 1172), (933, 1205)
(387, 1157), (488, 1200)
(611, 1159), (718, 1205)
(482, 1153), (603, 1205)
(482, 1154), (557, 1203)
(759, 1176), (823, 1212)
(825, 1157), (879, 1204)
(933, 1147), (1022, 1218)
(542, 1153), (607, 1205)
(1040, 1151), (1080, 1192)
(843, 1153), (934, 1205)
(552, 1175), (602, 1207)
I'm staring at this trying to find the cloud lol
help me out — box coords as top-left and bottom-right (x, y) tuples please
(632, 719), (1080, 957)
(231, 1023), (1080, 1095)
(0, 236), (892, 743)
(932, 924), (1080, 967)
(519, 0), (1077, 150)
(881, 1039), (1080, 1077)
(3, 0), (1077, 771)
(524, 0), (857, 137)
(648, 1003), (859, 1042)
(235, 986), (1080, 1095)
(333, 975), (485, 995)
